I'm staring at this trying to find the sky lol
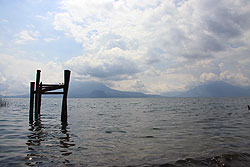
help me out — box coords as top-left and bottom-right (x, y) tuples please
(0, 0), (250, 96)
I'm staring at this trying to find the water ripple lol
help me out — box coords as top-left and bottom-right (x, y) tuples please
(0, 97), (250, 166)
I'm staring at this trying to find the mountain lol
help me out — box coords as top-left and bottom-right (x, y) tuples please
(1, 93), (29, 98)
(2, 81), (160, 98)
(68, 81), (160, 98)
(162, 81), (250, 97)
(6, 80), (249, 98)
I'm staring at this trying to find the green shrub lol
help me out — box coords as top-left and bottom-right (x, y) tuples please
(0, 98), (7, 107)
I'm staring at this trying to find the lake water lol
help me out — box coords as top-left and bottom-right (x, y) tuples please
(0, 97), (250, 167)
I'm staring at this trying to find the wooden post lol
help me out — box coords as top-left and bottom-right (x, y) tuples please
(38, 82), (42, 115)
(61, 70), (71, 122)
(35, 70), (41, 120)
(29, 82), (35, 123)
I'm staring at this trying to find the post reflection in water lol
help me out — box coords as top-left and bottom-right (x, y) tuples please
(2, 98), (250, 166)
(25, 120), (76, 166)
(26, 119), (44, 147)
(60, 122), (75, 156)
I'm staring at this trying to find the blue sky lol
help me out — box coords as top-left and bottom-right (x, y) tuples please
(0, 0), (82, 62)
(0, 0), (250, 95)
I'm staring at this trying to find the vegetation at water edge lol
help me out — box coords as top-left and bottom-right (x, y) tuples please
(0, 98), (7, 107)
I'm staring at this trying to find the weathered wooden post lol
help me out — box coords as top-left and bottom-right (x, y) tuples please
(35, 70), (41, 119)
(61, 70), (71, 123)
(38, 82), (42, 114)
(29, 82), (35, 123)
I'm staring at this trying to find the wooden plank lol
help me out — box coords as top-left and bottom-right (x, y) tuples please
(35, 90), (63, 94)
(42, 84), (63, 87)
(42, 91), (64, 94)
(29, 82), (35, 123)
(42, 85), (64, 92)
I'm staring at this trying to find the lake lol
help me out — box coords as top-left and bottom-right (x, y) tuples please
(0, 97), (250, 166)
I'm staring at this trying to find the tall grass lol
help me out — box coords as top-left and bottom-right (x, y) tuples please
(0, 98), (7, 107)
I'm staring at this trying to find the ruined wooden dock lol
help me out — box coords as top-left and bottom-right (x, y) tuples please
(29, 70), (71, 123)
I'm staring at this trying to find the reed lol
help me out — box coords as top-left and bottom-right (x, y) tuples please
(0, 98), (7, 107)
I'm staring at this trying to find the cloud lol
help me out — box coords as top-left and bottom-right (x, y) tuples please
(64, 47), (139, 80)
(15, 30), (40, 44)
(0, 54), (63, 96)
(53, 0), (250, 92)
(44, 37), (59, 42)
(36, 15), (49, 20)
(200, 73), (219, 82)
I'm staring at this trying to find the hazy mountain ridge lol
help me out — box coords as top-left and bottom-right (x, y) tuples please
(0, 81), (159, 98)
(68, 81), (160, 98)
(2, 81), (250, 98)
(162, 81), (250, 97)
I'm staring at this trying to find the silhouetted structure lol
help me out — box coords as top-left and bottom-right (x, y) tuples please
(29, 70), (71, 123)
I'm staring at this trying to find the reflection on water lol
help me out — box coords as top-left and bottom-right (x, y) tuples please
(1, 98), (250, 166)
(25, 119), (75, 166)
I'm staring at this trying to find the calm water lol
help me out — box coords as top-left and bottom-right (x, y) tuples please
(0, 97), (250, 166)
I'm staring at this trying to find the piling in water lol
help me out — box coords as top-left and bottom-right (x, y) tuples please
(29, 70), (71, 124)
(29, 82), (35, 123)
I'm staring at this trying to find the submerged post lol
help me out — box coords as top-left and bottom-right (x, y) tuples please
(29, 82), (35, 123)
(61, 70), (71, 122)
(35, 70), (41, 119)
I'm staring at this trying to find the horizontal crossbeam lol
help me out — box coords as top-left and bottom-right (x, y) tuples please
(42, 85), (64, 92)
(42, 84), (64, 87)
(41, 91), (64, 94)
(34, 91), (64, 94)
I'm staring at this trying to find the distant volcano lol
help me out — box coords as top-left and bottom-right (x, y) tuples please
(68, 80), (160, 98)
(162, 81), (250, 97)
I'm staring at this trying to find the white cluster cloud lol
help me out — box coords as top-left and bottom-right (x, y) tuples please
(44, 37), (60, 42)
(15, 30), (40, 44)
(52, 0), (250, 93)
(0, 54), (63, 96)
(1, 0), (249, 95)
